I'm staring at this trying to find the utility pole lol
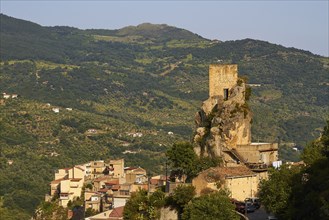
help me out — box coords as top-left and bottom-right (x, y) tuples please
(165, 159), (170, 193)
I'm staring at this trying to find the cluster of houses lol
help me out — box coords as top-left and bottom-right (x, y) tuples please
(46, 159), (168, 219)
(1, 93), (18, 105)
(2, 92), (18, 99)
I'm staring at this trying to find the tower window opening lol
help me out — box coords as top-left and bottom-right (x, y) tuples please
(224, 89), (229, 100)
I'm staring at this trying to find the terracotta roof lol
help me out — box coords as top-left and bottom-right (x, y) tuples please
(93, 176), (110, 182)
(51, 178), (64, 184)
(105, 179), (119, 185)
(201, 166), (255, 182)
(124, 166), (138, 171)
(109, 206), (124, 218)
(111, 185), (120, 190)
(98, 188), (109, 192)
(150, 179), (159, 185)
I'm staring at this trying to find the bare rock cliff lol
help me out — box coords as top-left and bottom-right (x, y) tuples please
(193, 81), (252, 162)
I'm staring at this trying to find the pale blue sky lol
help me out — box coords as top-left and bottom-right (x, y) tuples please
(1, 1), (328, 56)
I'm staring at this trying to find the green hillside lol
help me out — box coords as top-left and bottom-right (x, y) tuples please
(0, 14), (328, 219)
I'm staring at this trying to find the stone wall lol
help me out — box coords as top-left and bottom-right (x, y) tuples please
(236, 143), (279, 165)
(192, 166), (261, 200)
(209, 64), (238, 98)
(225, 175), (258, 201)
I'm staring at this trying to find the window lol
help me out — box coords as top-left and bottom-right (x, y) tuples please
(224, 89), (229, 100)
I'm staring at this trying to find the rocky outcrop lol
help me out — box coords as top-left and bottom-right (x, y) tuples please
(193, 80), (252, 163)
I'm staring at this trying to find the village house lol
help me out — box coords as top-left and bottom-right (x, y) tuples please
(48, 166), (86, 207)
(85, 206), (124, 220)
(124, 167), (147, 184)
(192, 166), (266, 201)
(85, 191), (103, 212)
(3, 93), (10, 99)
(52, 107), (59, 113)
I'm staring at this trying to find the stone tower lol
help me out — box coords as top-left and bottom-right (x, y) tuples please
(194, 64), (252, 163)
(209, 64), (238, 99)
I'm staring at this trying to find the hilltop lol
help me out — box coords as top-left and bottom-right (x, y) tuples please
(0, 14), (328, 219)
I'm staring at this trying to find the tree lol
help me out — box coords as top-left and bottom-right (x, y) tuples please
(123, 189), (165, 220)
(182, 190), (238, 220)
(291, 120), (329, 219)
(259, 120), (329, 219)
(85, 208), (98, 217)
(166, 142), (198, 182)
(258, 165), (301, 218)
(301, 139), (325, 165)
(166, 184), (196, 219)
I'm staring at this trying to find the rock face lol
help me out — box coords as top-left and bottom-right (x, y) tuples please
(193, 64), (252, 164)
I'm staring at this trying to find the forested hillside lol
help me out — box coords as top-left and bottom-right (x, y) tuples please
(0, 14), (328, 219)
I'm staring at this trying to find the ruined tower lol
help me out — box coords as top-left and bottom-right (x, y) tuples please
(194, 64), (252, 164)
(209, 64), (238, 99)
(191, 63), (279, 198)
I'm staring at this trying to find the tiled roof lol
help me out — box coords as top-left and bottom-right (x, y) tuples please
(109, 206), (124, 218)
(111, 185), (120, 190)
(93, 176), (110, 182)
(150, 179), (159, 185)
(124, 166), (138, 171)
(50, 178), (64, 184)
(105, 179), (119, 185)
(200, 166), (255, 182)
(98, 188), (109, 192)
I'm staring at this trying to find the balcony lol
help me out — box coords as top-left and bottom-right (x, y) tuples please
(60, 194), (69, 200)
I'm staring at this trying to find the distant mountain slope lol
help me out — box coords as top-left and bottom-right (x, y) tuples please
(114, 22), (205, 41)
(1, 13), (328, 144)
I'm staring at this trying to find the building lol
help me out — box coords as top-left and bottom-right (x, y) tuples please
(192, 166), (267, 200)
(50, 166), (86, 207)
(124, 167), (147, 184)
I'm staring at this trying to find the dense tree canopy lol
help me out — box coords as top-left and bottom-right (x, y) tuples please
(123, 189), (165, 220)
(182, 190), (238, 220)
(166, 142), (199, 182)
(259, 120), (329, 219)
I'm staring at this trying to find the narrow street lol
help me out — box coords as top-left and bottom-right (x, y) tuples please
(245, 206), (269, 220)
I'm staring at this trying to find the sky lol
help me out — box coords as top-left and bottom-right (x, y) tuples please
(1, 1), (328, 57)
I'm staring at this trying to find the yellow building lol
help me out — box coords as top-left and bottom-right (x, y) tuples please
(91, 160), (106, 179)
(84, 191), (102, 212)
(192, 166), (265, 201)
(109, 159), (125, 178)
(124, 167), (147, 184)
(50, 166), (86, 207)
